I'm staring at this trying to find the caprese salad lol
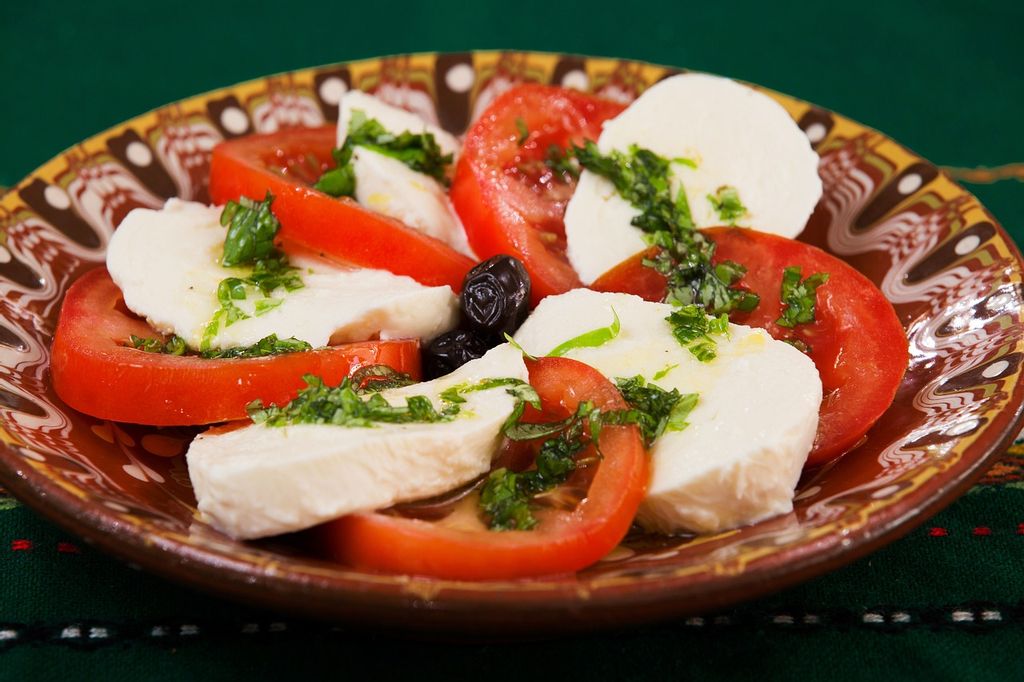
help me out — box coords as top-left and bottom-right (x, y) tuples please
(50, 73), (908, 580)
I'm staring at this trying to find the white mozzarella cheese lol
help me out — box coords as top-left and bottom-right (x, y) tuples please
(338, 89), (460, 158)
(106, 199), (458, 350)
(336, 91), (472, 256)
(351, 148), (475, 257)
(513, 289), (822, 534)
(186, 344), (529, 539)
(564, 73), (823, 284)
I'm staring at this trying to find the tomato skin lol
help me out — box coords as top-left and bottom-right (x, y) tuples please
(208, 126), (476, 291)
(591, 229), (908, 466)
(50, 268), (421, 426)
(322, 357), (648, 580)
(450, 85), (626, 305)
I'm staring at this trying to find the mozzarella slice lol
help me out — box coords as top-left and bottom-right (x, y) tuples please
(187, 344), (529, 539)
(564, 73), (823, 284)
(513, 289), (821, 534)
(338, 90), (460, 158)
(106, 199), (458, 350)
(337, 91), (473, 256)
(351, 148), (475, 257)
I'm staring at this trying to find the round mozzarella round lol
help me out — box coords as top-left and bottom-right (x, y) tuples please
(565, 73), (822, 284)
(513, 289), (822, 534)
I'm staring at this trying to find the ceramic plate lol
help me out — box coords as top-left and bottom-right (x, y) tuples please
(1, 51), (1022, 634)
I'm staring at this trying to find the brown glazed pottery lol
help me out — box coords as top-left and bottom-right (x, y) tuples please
(0, 52), (1021, 634)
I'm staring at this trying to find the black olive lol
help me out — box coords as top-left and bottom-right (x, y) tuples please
(460, 255), (531, 341)
(423, 330), (489, 379)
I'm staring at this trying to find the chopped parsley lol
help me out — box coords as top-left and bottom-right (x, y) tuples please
(546, 308), (621, 357)
(573, 140), (759, 315)
(707, 185), (747, 224)
(314, 109), (453, 197)
(129, 334), (187, 356)
(220, 191), (279, 266)
(666, 304), (730, 362)
(128, 333), (311, 359)
(349, 365), (415, 392)
(248, 375), (533, 429)
(544, 144), (580, 181)
(515, 117), (529, 145)
(480, 400), (595, 531)
(612, 375), (698, 447)
(202, 194), (304, 352)
(652, 363), (678, 381)
(200, 334), (311, 359)
(777, 266), (829, 328)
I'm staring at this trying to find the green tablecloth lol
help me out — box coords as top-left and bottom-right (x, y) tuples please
(1, 1), (1022, 679)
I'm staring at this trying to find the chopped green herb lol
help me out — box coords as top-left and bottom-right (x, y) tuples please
(481, 401), (595, 530)
(503, 333), (538, 361)
(129, 334), (187, 356)
(128, 333), (310, 359)
(203, 198), (304, 352)
(652, 364), (678, 381)
(672, 157), (698, 169)
(612, 376), (698, 446)
(200, 334), (312, 359)
(248, 374), (530, 429)
(573, 140), (759, 315)
(515, 117), (529, 145)
(707, 185), (747, 224)
(546, 308), (621, 357)
(783, 337), (812, 354)
(666, 304), (730, 362)
(544, 144), (580, 181)
(349, 365), (415, 392)
(220, 192), (279, 267)
(314, 109), (453, 197)
(777, 266), (829, 328)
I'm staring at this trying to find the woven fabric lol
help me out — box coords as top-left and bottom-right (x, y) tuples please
(1, 1), (1022, 679)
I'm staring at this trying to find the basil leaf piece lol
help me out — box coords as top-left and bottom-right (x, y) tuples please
(314, 108), (454, 197)
(546, 309), (621, 357)
(665, 305), (729, 362)
(707, 185), (747, 224)
(220, 191), (280, 267)
(573, 140), (759, 315)
(777, 266), (830, 328)
(614, 375), (699, 446)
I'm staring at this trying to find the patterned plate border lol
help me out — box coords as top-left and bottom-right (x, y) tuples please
(0, 51), (1021, 632)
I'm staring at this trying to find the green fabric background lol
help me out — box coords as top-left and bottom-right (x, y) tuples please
(1, 0), (1022, 679)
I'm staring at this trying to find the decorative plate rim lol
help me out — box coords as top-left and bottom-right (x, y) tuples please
(0, 49), (1021, 633)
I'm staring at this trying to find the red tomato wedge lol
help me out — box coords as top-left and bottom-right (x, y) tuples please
(450, 85), (626, 305)
(208, 126), (476, 291)
(322, 356), (648, 580)
(50, 268), (421, 426)
(593, 228), (908, 466)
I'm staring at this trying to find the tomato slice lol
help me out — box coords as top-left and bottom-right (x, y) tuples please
(50, 268), (421, 426)
(592, 229), (908, 466)
(321, 356), (648, 580)
(208, 126), (476, 291)
(450, 85), (626, 305)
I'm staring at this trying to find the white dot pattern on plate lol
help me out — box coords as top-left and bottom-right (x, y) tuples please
(125, 141), (153, 167)
(955, 234), (981, 256)
(944, 419), (979, 437)
(318, 77), (348, 105)
(43, 184), (71, 210)
(445, 63), (475, 93)
(561, 69), (589, 91)
(982, 360), (1009, 379)
(220, 106), (250, 135)
(897, 173), (923, 195)
(805, 123), (826, 143)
